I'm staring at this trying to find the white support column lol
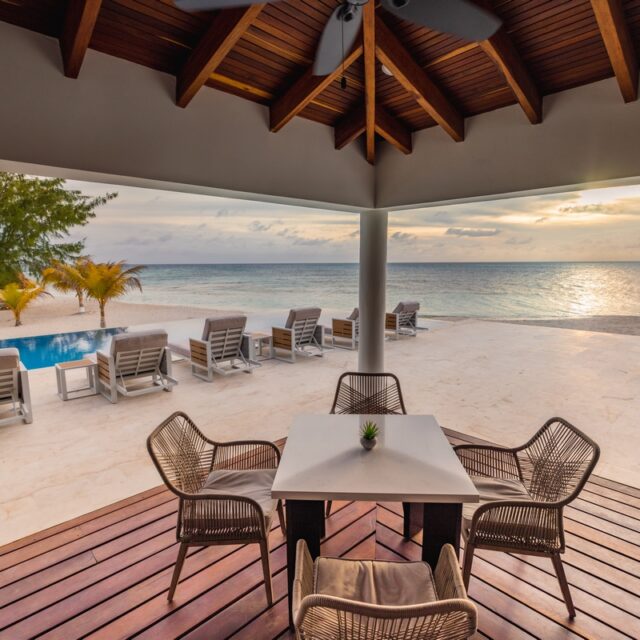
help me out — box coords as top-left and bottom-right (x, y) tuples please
(358, 209), (388, 373)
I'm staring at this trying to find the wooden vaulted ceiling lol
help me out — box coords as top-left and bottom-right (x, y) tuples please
(1, 0), (640, 164)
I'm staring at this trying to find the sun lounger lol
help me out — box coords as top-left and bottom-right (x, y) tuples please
(272, 307), (325, 363)
(189, 315), (257, 382)
(0, 348), (32, 425)
(385, 301), (421, 338)
(95, 330), (176, 403)
(331, 308), (359, 350)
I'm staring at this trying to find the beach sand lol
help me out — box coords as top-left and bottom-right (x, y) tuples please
(0, 297), (236, 339)
(0, 298), (638, 545)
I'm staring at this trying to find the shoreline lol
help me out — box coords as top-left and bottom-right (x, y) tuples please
(1, 297), (639, 340)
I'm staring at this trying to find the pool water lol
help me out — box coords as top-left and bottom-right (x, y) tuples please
(0, 328), (126, 370)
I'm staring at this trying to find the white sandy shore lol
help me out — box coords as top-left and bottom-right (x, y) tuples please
(0, 298), (639, 545)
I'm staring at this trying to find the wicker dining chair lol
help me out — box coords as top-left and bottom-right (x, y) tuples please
(293, 541), (477, 640)
(454, 417), (600, 618)
(326, 372), (407, 518)
(330, 371), (407, 415)
(147, 411), (285, 604)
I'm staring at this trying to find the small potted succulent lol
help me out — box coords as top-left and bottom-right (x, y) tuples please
(360, 420), (379, 451)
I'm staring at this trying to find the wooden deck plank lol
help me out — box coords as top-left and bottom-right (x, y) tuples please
(0, 432), (638, 640)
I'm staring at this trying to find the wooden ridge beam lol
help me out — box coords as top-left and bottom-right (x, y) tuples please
(270, 46), (363, 133)
(481, 27), (542, 124)
(590, 0), (638, 102)
(334, 107), (412, 155)
(363, 1), (376, 164)
(60, 0), (102, 78)
(375, 16), (464, 142)
(177, 4), (264, 108)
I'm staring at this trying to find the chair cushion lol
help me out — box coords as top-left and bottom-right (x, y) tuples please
(110, 330), (167, 356)
(347, 308), (359, 321)
(285, 307), (322, 329)
(314, 558), (437, 606)
(463, 476), (531, 529)
(201, 468), (277, 517)
(392, 301), (420, 314)
(0, 348), (20, 370)
(201, 315), (247, 341)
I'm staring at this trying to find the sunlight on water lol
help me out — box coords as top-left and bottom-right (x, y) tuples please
(122, 262), (640, 319)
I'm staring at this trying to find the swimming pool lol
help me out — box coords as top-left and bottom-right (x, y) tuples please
(0, 328), (126, 370)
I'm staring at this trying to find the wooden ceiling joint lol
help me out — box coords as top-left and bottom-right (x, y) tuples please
(60, 0), (102, 79)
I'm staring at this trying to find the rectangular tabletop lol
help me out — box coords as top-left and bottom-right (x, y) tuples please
(272, 414), (478, 504)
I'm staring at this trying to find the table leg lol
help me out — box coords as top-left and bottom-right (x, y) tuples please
(286, 500), (324, 629)
(402, 502), (424, 538)
(421, 503), (462, 569)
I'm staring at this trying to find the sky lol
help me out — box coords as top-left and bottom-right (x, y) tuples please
(64, 179), (640, 263)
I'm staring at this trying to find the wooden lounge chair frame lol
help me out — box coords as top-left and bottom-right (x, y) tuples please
(189, 318), (258, 382)
(96, 335), (176, 403)
(331, 309), (359, 351)
(0, 359), (32, 426)
(385, 302), (421, 339)
(272, 309), (325, 363)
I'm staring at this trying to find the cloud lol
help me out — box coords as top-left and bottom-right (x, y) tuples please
(214, 208), (231, 217)
(557, 203), (614, 215)
(446, 227), (501, 237)
(390, 231), (417, 242)
(505, 236), (533, 245)
(535, 217), (547, 224)
(249, 220), (272, 232)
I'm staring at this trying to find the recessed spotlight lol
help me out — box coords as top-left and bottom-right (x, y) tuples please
(381, 64), (394, 77)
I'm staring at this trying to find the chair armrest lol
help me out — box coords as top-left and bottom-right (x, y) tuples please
(272, 326), (292, 350)
(434, 544), (467, 601)
(212, 440), (281, 470)
(454, 444), (522, 480)
(189, 338), (208, 366)
(385, 312), (398, 330)
(469, 499), (564, 553)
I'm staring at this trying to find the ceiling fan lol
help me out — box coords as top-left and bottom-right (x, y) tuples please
(174, 0), (502, 76)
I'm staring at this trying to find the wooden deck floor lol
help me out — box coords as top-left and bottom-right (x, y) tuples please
(1, 429), (639, 640)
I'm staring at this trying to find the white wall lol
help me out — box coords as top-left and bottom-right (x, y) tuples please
(376, 78), (640, 210)
(0, 21), (374, 211)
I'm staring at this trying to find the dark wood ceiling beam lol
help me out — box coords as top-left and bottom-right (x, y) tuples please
(177, 4), (264, 108)
(590, 0), (638, 102)
(480, 27), (542, 123)
(270, 46), (363, 133)
(60, 0), (102, 78)
(375, 16), (464, 142)
(363, 1), (376, 164)
(334, 106), (412, 155)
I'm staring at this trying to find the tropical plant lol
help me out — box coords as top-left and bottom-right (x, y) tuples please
(42, 257), (91, 314)
(360, 421), (379, 440)
(0, 276), (50, 326)
(0, 172), (117, 286)
(65, 260), (144, 328)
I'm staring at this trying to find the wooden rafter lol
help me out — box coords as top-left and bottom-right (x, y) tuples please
(177, 5), (264, 108)
(375, 16), (464, 142)
(481, 27), (542, 124)
(270, 46), (363, 132)
(334, 106), (412, 155)
(363, 1), (376, 164)
(60, 0), (102, 79)
(590, 0), (638, 102)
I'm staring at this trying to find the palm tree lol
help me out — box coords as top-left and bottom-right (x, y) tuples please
(42, 257), (90, 313)
(68, 260), (144, 328)
(0, 276), (50, 326)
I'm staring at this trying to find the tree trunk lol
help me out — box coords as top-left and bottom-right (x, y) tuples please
(77, 289), (85, 314)
(99, 302), (106, 329)
(14, 311), (21, 327)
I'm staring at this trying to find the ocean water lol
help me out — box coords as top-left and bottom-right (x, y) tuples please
(124, 262), (640, 319)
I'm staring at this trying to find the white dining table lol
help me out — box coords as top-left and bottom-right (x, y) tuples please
(272, 414), (479, 622)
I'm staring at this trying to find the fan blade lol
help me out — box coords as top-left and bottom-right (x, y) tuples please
(313, 4), (363, 76)
(175, 0), (266, 11)
(381, 0), (501, 41)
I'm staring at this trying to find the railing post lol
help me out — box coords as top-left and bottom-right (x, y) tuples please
(358, 209), (388, 373)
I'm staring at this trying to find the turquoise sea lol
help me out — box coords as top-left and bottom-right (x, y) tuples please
(124, 262), (640, 319)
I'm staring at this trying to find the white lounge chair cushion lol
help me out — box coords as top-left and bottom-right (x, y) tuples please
(0, 348), (20, 370)
(110, 330), (167, 356)
(392, 301), (420, 314)
(201, 468), (277, 517)
(285, 307), (322, 329)
(347, 308), (359, 321)
(463, 476), (532, 529)
(314, 557), (437, 606)
(201, 316), (247, 341)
